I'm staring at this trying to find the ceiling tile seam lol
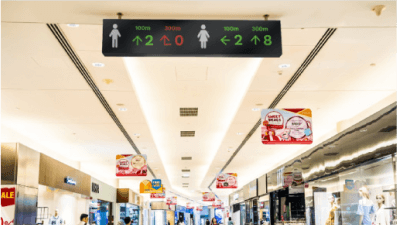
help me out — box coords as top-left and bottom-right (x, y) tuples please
(46, 23), (157, 178)
(207, 28), (337, 189)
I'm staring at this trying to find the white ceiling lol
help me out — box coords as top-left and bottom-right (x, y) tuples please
(1, 1), (396, 203)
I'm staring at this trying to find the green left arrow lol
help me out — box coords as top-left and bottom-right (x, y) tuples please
(221, 36), (230, 46)
(133, 36), (143, 45)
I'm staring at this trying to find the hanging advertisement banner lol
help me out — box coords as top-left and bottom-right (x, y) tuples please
(1, 185), (16, 225)
(196, 206), (203, 211)
(186, 202), (194, 209)
(261, 108), (313, 144)
(116, 154), (148, 176)
(140, 180), (163, 194)
(212, 199), (222, 208)
(166, 196), (177, 205)
(216, 173), (238, 189)
(202, 192), (215, 202)
(151, 187), (166, 199)
(152, 179), (162, 190)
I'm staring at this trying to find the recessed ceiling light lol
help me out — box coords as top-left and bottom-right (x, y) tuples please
(252, 108), (261, 111)
(329, 145), (336, 148)
(67, 24), (79, 28)
(182, 174), (190, 178)
(134, 133), (141, 136)
(360, 129), (367, 132)
(119, 108), (128, 111)
(92, 62), (105, 67)
(278, 64), (290, 69)
(237, 132), (243, 135)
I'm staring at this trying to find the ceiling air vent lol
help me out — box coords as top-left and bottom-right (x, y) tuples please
(379, 126), (396, 133)
(182, 183), (189, 185)
(182, 169), (190, 172)
(180, 108), (198, 117)
(181, 131), (195, 137)
(182, 157), (192, 160)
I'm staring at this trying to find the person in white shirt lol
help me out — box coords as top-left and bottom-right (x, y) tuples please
(374, 195), (390, 225)
(49, 210), (63, 225)
(78, 214), (89, 225)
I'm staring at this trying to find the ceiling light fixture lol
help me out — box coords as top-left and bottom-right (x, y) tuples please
(182, 174), (190, 178)
(92, 62), (105, 67)
(360, 129), (368, 132)
(133, 133), (141, 136)
(67, 24), (79, 28)
(237, 132), (243, 135)
(119, 108), (128, 111)
(278, 64), (290, 69)
(252, 108), (261, 111)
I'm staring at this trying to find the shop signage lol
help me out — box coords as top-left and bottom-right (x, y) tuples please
(261, 108), (313, 144)
(92, 182), (99, 193)
(64, 176), (77, 185)
(116, 154), (147, 176)
(233, 193), (239, 201)
(150, 187), (166, 199)
(1, 185), (16, 225)
(102, 19), (282, 57)
(152, 179), (162, 190)
(212, 200), (223, 209)
(166, 196), (177, 205)
(216, 173), (238, 189)
(140, 180), (163, 194)
(202, 192), (215, 202)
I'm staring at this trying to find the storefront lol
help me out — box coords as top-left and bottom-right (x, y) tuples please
(117, 188), (143, 225)
(257, 174), (270, 225)
(243, 180), (258, 225)
(90, 178), (117, 225)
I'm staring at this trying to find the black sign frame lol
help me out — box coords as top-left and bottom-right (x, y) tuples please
(102, 19), (282, 57)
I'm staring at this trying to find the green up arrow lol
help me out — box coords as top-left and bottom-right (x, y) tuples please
(251, 35), (260, 45)
(133, 36), (143, 46)
(220, 36), (230, 46)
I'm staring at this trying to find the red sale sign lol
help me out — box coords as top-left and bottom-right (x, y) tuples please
(151, 187), (166, 199)
(196, 206), (203, 211)
(202, 192), (215, 202)
(1, 186), (16, 225)
(261, 109), (313, 145)
(216, 173), (238, 189)
(166, 196), (177, 205)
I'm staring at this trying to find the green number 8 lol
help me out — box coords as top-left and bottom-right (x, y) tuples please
(264, 35), (272, 46)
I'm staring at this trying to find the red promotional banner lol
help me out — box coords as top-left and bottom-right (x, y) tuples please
(196, 206), (203, 211)
(151, 187), (166, 199)
(261, 109), (313, 144)
(202, 192), (215, 202)
(212, 199), (222, 208)
(1, 187), (15, 207)
(186, 202), (194, 209)
(166, 196), (177, 205)
(216, 173), (238, 189)
(116, 154), (147, 176)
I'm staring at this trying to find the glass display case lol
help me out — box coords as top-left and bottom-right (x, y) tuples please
(120, 203), (140, 225)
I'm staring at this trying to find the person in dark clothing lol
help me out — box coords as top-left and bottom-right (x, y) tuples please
(206, 219), (210, 225)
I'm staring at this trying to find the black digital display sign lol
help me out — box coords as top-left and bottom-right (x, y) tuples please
(102, 19), (282, 57)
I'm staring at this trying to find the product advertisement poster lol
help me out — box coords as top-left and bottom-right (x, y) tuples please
(202, 192), (215, 202)
(116, 154), (148, 176)
(1, 185), (16, 225)
(261, 108), (313, 144)
(166, 196), (177, 205)
(150, 187), (166, 199)
(196, 206), (203, 211)
(140, 180), (163, 194)
(282, 171), (303, 188)
(212, 199), (222, 208)
(186, 202), (194, 209)
(216, 173), (238, 189)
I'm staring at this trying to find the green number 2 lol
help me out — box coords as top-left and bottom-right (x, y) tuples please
(145, 35), (153, 46)
(234, 35), (243, 45)
(264, 35), (272, 46)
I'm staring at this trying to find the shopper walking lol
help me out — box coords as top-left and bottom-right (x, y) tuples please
(228, 218), (233, 225)
(49, 209), (64, 225)
(211, 218), (217, 225)
(124, 217), (132, 225)
(78, 214), (88, 225)
(206, 219), (210, 225)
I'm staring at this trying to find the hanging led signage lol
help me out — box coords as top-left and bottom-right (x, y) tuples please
(152, 179), (162, 190)
(261, 108), (313, 144)
(202, 192), (215, 202)
(64, 177), (77, 186)
(102, 19), (282, 57)
(116, 154), (147, 176)
(216, 173), (238, 189)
